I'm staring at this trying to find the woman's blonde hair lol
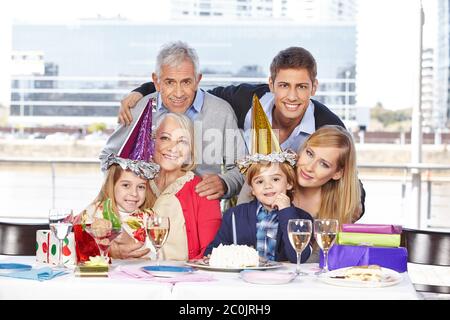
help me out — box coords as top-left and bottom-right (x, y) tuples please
(246, 162), (297, 201)
(298, 125), (360, 223)
(94, 164), (156, 212)
(154, 112), (197, 172)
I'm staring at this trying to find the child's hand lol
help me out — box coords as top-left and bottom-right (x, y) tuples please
(271, 193), (291, 211)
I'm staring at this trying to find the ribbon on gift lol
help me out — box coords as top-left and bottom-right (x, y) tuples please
(110, 266), (215, 283)
(341, 224), (402, 234)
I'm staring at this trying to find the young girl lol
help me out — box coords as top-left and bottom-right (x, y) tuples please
(293, 125), (362, 224)
(204, 159), (313, 263)
(74, 155), (159, 262)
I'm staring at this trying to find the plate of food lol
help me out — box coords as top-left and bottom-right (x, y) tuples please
(185, 244), (283, 272)
(318, 265), (403, 288)
(0, 263), (32, 274)
(240, 270), (296, 285)
(141, 265), (195, 278)
(186, 258), (282, 272)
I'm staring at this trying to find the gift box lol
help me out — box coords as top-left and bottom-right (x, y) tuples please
(36, 230), (76, 266)
(319, 244), (408, 273)
(342, 224), (402, 234)
(36, 230), (50, 263)
(337, 232), (401, 247)
(73, 224), (100, 263)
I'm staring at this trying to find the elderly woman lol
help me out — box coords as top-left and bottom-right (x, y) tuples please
(110, 113), (222, 260)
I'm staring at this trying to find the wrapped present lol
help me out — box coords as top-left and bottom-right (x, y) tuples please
(342, 224), (402, 234)
(36, 230), (51, 263)
(319, 244), (408, 272)
(36, 230), (76, 266)
(73, 224), (100, 263)
(337, 232), (401, 247)
(75, 256), (109, 277)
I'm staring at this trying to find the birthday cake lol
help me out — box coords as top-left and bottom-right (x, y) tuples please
(209, 244), (260, 268)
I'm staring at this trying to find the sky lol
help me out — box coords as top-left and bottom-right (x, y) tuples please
(356, 0), (433, 110)
(3, 0), (440, 110)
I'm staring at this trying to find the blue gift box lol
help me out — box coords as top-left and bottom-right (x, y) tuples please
(319, 244), (408, 273)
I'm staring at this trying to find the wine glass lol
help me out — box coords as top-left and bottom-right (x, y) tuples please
(287, 219), (312, 276)
(85, 218), (122, 263)
(146, 215), (170, 266)
(48, 208), (73, 268)
(314, 219), (339, 275)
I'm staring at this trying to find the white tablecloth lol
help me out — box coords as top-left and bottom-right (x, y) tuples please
(0, 256), (419, 300)
(171, 263), (419, 300)
(0, 255), (172, 300)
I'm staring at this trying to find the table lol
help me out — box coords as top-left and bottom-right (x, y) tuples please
(0, 256), (419, 300)
(171, 263), (419, 300)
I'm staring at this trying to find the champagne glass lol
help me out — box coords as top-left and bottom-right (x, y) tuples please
(85, 218), (122, 263)
(314, 219), (339, 275)
(146, 215), (170, 266)
(49, 208), (73, 268)
(287, 219), (312, 276)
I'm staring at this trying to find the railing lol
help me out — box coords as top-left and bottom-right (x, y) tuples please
(0, 157), (449, 230)
(9, 75), (359, 126)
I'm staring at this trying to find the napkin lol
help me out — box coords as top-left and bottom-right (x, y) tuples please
(0, 267), (68, 281)
(110, 266), (215, 283)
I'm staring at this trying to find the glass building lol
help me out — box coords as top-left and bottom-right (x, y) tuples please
(436, 0), (450, 130)
(11, 20), (356, 121)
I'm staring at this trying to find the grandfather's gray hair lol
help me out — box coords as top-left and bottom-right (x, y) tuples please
(155, 41), (200, 80)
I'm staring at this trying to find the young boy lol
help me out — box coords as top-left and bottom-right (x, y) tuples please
(203, 160), (313, 263)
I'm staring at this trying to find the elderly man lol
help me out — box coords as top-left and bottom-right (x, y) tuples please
(101, 41), (245, 201)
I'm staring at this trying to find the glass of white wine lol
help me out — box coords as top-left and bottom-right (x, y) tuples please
(287, 219), (312, 276)
(314, 219), (339, 275)
(146, 215), (170, 266)
(48, 208), (73, 268)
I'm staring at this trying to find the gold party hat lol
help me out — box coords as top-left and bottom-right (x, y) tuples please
(251, 94), (281, 155)
(237, 95), (297, 174)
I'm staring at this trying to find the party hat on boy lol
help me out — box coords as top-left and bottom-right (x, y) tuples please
(104, 97), (160, 180)
(237, 94), (297, 174)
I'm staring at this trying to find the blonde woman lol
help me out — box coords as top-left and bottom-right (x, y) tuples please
(293, 125), (363, 224)
(293, 125), (363, 262)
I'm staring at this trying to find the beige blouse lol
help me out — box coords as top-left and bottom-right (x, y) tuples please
(150, 171), (195, 261)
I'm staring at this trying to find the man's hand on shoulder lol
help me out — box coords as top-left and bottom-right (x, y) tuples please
(195, 174), (228, 200)
(118, 92), (143, 125)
